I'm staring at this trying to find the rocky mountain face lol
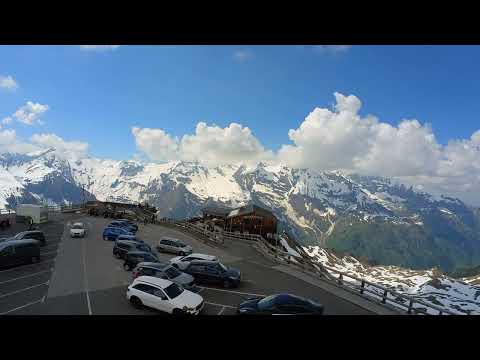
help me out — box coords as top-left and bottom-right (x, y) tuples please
(1, 149), (480, 272)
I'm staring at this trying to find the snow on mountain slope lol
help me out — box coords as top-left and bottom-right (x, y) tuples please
(302, 245), (480, 315)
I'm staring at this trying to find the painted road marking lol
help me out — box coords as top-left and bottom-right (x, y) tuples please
(0, 281), (49, 299)
(199, 286), (266, 298)
(82, 236), (92, 315)
(0, 296), (45, 315)
(217, 306), (226, 315)
(0, 269), (52, 285)
(205, 301), (236, 309)
(0, 259), (55, 273)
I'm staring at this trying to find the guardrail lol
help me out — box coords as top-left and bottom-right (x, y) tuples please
(157, 218), (224, 245)
(252, 234), (459, 315)
(163, 218), (458, 315)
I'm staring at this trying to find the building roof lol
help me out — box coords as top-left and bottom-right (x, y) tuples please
(226, 204), (276, 219)
(202, 206), (232, 217)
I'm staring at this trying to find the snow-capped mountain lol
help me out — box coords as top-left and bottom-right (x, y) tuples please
(1, 149), (480, 273)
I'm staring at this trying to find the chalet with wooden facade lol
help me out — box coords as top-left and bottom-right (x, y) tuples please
(201, 204), (278, 239)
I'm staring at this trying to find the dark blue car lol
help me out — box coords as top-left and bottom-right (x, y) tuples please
(108, 221), (137, 233)
(237, 293), (324, 315)
(116, 234), (144, 243)
(103, 227), (134, 241)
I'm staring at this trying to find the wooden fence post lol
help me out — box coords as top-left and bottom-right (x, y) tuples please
(407, 299), (414, 314)
(360, 280), (365, 294)
(382, 290), (388, 304)
(338, 273), (343, 285)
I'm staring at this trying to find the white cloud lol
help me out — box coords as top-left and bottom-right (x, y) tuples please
(0, 75), (18, 91)
(233, 50), (254, 62)
(132, 122), (273, 166)
(314, 45), (352, 53)
(2, 117), (13, 125)
(79, 45), (120, 51)
(30, 133), (89, 156)
(13, 101), (49, 125)
(0, 129), (39, 154)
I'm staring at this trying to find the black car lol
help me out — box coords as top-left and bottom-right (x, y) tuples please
(113, 240), (152, 260)
(123, 251), (159, 271)
(237, 293), (324, 315)
(183, 260), (241, 288)
(7, 231), (46, 247)
(0, 239), (41, 268)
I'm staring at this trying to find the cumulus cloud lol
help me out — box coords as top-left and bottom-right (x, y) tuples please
(13, 101), (49, 125)
(0, 129), (39, 154)
(233, 50), (254, 62)
(30, 133), (89, 156)
(0, 75), (19, 91)
(2, 117), (13, 125)
(79, 45), (120, 51)
(132, 122), (273, 166)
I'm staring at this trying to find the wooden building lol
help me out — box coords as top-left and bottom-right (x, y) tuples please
(201, 204), (278, 239)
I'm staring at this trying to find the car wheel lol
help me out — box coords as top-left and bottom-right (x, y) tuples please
(31, 256), (39, 264)
(223, 280), (230, 289)
(103, 236), (108, 241)
(130, 296), (143, 309)
(114, 252), (121, 259)
(124, 263), (132, 271)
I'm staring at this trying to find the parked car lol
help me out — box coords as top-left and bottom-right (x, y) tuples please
(70, 222), (86, 238)
(126, 276), (204, 315)
(116, 219), (138, 231)
(132, 262), (195, 290)
(183, 260), (241, 288)
(8, 230), (46, 247)
(237, 293), (324, 315)
(124, 251), (159, 271)
(117, 234), (144, 243)
(108, 221), (137, 233)
(103, 226), (134, 241)
(156, 237), (193, 256)
(0, 239), (41, 268)
(113, 240), (152, 260)
(169, 253), (218, 270)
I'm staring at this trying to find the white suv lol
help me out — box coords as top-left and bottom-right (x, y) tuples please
(70, 222), (86, 238)
(169, 253), (218, 270)
(126, 276), (204, 315)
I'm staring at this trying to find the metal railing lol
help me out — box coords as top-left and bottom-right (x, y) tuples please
(157, 218), (224, 245)
(160, 217), (459, 315)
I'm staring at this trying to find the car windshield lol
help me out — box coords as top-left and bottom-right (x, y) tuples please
(164, 283), (184, 299)
(13, 232), (24, 239)
(72, 224), (83, 229)
(165, 266), (181, 278)
(257, 295), (277, 311)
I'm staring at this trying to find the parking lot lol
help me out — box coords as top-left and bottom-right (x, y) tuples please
(1, 213), (375, 315)
(0, 218), (64, 315)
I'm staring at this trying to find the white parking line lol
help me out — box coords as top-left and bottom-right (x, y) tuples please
(0, 259), (55, 273)
(217, 306), (226, 315)
(0, 269), (52, 285)
(0, 296), (45, 315)
(198, 286), (266, 298)
(205, 301), (236, 309)
(0, 281), (49, 299)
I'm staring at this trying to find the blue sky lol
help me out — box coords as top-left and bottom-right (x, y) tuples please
(2, 45), (480, 160)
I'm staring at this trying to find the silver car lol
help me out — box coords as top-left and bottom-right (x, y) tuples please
(156, 237), (193, 256)
(132, 262), (196, 290)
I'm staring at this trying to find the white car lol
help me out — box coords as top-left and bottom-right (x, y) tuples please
(169, 253), (218, 270)
(126, 276), (204, 315)
(70, 222), (86, 238)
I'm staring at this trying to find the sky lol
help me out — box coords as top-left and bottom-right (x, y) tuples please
(1, 45), (480, 204)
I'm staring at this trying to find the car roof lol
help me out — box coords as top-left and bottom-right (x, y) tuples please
(0, 239), (39, 248)
(116, 240), (141, 245)
(18, 230), (42, 235)
(133, 276), (172, 288)
(72, 222), (84, 225)
(186, 253), (216, 260)
(189, 259), (220, 266)
(137, 261), (170, 269)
